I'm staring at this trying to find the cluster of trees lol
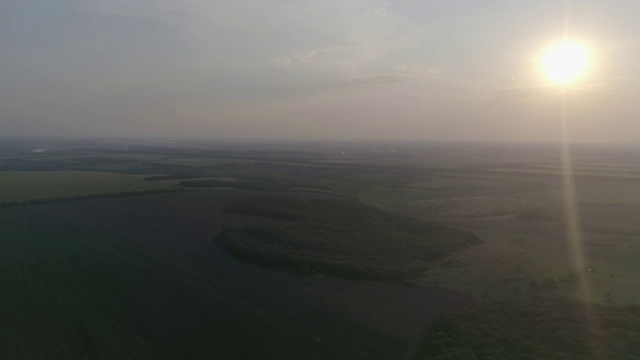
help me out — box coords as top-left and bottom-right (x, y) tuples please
(217, 198), (480, 280)
(223, 197), (308, 220)
(421, 299), (640, 359)
(180, 176), (331, 191)
(180, 178), (293, 192)
(144, 175), (202, 181)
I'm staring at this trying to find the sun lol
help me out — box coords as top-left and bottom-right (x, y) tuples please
(541, 40), (590, 85)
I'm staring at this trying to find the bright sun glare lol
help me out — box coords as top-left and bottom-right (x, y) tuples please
(541, 41), (590, 85)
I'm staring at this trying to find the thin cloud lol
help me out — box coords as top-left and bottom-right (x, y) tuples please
(271, 45), (343, 68)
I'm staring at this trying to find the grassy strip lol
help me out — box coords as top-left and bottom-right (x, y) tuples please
(180, 178), (292, 192)
(0, 188), (190, 208)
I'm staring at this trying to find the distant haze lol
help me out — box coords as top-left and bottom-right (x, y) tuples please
(2, 0), (639, 142)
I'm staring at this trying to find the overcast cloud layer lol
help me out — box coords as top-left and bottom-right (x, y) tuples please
(1, 0), (639, 142)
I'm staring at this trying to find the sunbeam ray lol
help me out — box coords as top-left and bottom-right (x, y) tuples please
(560, 88), (603, 358)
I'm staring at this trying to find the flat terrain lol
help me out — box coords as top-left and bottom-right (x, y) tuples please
(0, 191), (469, 360)
(2, 139), (640, 358)
(0, 171), (180, 202)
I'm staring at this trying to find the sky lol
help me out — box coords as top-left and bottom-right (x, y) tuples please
(1, 0), (639, 142)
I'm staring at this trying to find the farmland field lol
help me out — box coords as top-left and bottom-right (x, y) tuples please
(0, 171), (180, 202)
(0, 190), (470, 359)
(2, 139), (640, 359)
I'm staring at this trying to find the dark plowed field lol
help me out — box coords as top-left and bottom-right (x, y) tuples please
(0, 190), (471, 359)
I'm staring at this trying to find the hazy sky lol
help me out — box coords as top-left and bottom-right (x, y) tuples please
(2, 0), (639, 142)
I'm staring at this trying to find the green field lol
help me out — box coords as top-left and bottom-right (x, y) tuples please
(0, 190), (469, 359)
(0, 194), (282, 359)
(0, 171), (181, 202)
